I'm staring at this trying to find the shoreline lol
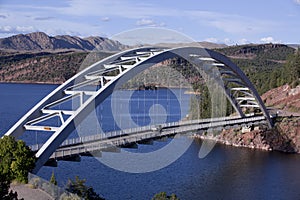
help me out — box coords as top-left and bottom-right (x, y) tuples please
(193, 133), (273, 152)
(192, 116), (300, 154)
(0, 81), (61, 85)
(0, 81), (193, 90)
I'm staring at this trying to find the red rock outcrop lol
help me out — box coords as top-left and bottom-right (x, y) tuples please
(196, 117), (300, 153)
(262, 84), (300, 112)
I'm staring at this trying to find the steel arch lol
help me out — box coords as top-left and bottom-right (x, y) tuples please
(4, 46), (272, 173)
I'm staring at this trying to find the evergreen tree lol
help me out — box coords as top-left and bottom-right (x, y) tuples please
(50, 171), (57, 186)
(199, 85), (211, 118)
(0, 136), (36, 183)
(284, 49), (300, 86)
(66, 176), (105, 200)
(0, 136), (35, 199)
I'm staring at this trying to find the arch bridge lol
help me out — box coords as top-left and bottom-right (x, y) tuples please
(4, 46), (272, 173)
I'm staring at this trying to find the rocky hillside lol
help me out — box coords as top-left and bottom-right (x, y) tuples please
(196, 117), (300, 153)
(262, 84), (300, 113)
(0, 51), (112, 84)
(0, 32), (127, 52)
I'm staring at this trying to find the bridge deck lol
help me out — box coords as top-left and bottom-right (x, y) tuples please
(30, 115), (267, 161)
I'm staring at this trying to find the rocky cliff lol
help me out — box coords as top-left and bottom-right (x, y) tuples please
(262, 84), (300, 113)
(195, 117), (300, 153)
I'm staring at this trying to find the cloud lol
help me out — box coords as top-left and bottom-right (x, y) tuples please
(101, 17), (110, 22)
(34, 16), (55, 21)
(0, 0), (289, 42)
(0, 25), (36, 34)
(15, 26), (36, 32)
(60, 0), (179, 19)
(0, 15), (7, 19)
(60, 0), (275, 35)
(294, 0), (300, 5)
(0, 26), (13, 33)
(204, 38), (250, 45)
(136, 19), (155, 26)
(136, 19), (165, 27)
(223, 38), (235, 45)
(260, 36), (281, 43)
(185, 10), (278, 35)
(238, 38), (249, 45)
(204, 37), (219, 43)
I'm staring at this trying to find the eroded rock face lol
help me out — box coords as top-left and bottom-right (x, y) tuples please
(197, 117), (300, 153)
(262, 84), (300, 112)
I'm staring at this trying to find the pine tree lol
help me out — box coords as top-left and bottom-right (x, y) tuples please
(50, 171), (57, 186)
(0, 136), (35, 199)
(285, 49), (300, 86)
(66, 176), (105, 200)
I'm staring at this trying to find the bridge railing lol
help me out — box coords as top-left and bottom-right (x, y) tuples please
(43, 116), (267, 159)
(30, 115), (266, 152)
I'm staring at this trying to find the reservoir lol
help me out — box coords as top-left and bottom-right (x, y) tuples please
(1, 83), (300, 200)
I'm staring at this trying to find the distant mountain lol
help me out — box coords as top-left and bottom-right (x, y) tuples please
(0, 32), (229, 52)
(216, 43), (294, 60)
(0, 32), (128, 52)
(152, 41), (227, 49)
(287, 44), (300, 49)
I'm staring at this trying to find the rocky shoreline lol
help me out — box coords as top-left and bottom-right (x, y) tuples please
(193, 116), (300, 153)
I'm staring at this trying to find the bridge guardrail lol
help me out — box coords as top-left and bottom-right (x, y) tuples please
(30, 115), (267, 154)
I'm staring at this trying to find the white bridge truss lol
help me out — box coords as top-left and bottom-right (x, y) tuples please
(4, 46), (272, 172)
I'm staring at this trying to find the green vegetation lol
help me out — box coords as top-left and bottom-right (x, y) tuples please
(152, 192), (180, 200)
(284, 49), (300, 87)
(0, 173), (20, 200)
(50, 171), (57, 186)
(217, 43), (294, 60)
(216, 44), (298, 94)
(189, 85), (211, 119)
(0, 135), (36, 199)
(66, 176), (105, 200)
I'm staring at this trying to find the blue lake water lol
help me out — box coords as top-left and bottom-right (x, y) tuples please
(1, 83), (300, 200)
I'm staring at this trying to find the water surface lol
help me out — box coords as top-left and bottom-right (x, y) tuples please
(1, 83), (300, 200)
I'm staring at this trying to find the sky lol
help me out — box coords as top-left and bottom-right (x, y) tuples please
(0, 0), (300, 45)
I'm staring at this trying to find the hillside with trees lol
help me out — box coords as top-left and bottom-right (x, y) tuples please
(0, 42), (298, 95)
(0, 50), (112, 83)
(216, 43), (297, 94)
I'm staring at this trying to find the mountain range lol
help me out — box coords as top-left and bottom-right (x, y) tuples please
(0, 32), (128, 52)
(0, 32), (228, 52)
